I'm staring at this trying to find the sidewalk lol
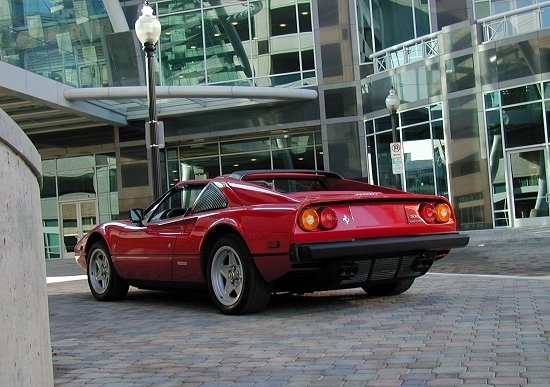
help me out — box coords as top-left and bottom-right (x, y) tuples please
(432, 226), (550, 277)
(46, 228), (550, 386)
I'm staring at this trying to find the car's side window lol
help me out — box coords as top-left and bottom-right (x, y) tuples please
(148, 184), (207, 222)
(192, 182), (228, 213)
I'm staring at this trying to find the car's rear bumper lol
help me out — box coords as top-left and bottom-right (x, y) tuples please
(291, 232), (469, 263)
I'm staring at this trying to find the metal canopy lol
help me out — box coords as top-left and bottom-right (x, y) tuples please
(0, 62), (318, 136)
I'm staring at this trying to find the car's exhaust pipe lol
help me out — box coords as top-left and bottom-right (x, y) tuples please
(412, 253), (435, 271)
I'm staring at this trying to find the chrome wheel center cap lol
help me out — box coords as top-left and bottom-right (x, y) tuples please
(228, 266), (240, 284)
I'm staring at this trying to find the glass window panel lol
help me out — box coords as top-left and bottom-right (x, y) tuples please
(501, 84), (542, 106)
(427, 62), (441, 98)
(474, 1), (490, 19)
(484, 91), (500, 109)
(327, 122), (361, 178)
(366, 135), (378, 184)
(166, 148), (179, 161)
(271, 133), (315, 149)
(121, 164), (148, 188)
(320, 43), (343, 78)
(221, 138), (270, 154)
(369, 78), (395, 111)
(181, 157), (221, 180)
(120, 146), (147, 163)
(318, 0), (339, 27)
(301, 49), (315, 71)
(298, 3), (312, 32)
(201, 5), (253, 83)
(402, 108), (430, 127)
(158, 2), (200, 13)
(56, 155), (95, 170)
(374, 116), (392, 134)
(486, 110), (502, 144)
(109, 167), (117, 194)
(161, 10), (206, 86)
(365, 120), (374, 135)
(446, 55), (475, 93)
(403, 124), (435, 194)
(167, 161), (180, 188)
(430, 104), (443, 120)
(545, 101), (550, 143)
(503, 103), (545, 148)
(540, 36), (550, 74)
(492, 0), (511, 14)
(221, 152), (271, 174)
(57, 169), (95, 199)
(517, 0), (534, 9)
(95, 154), (115, 166)
(41, 176), (57, 199)
(271, 5), (297, 36)
(273, 148), (316, 170)
(372, 0), (414, 49)
(315, 145), (324, 170)
(414, 0), (430, 37)
(442, 24), (472, 53)
(432, 122), (449, 197)
(324, 87), (357, 118)
(486, 110), (508, 225)
(541, 5), (550, 28)
(448, 94), (490, 228)
(479, 48), (498, 86)
(375, 131), (396, 188)
(357, 0), (374, 62)
(179, 142), (219, 158)
(496, 40), (540, 83)
(396, 67), (430, 103)
(272, 52), (300, 74)
(435, 0), (468, 30)
(509, 150), (549, 220)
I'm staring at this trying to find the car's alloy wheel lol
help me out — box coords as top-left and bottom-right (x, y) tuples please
(207, 235), (271, 314)
(362, 278), (415, 297)
(87, 241), (129, 301)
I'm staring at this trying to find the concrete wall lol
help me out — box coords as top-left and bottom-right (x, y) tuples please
(0, 109), (53, 386)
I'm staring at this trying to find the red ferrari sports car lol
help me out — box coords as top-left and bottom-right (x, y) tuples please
(75, 170), (469, 314)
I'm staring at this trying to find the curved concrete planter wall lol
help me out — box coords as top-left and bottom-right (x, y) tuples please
(0, 109), (53, 386)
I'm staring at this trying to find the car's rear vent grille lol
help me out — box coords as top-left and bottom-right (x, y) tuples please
(193, 183), (228, 213)
(369, 257), (399, 281)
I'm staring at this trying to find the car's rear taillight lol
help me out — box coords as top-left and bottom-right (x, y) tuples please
(435, 203), (451, 223)
(318, 207), (337, 230)
(419, 202), (452, 224)
(419, 203), (436, 223)
(298, 208), (319, 231)
(298, 207), (338, 231)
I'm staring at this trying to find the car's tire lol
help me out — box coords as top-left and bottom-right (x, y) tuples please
(87, 241), (129, 301)
(362, 278), (415, 297)
(207, 235), (271, 315)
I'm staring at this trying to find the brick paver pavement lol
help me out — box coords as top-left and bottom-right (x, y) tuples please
(47, 227), (550, 386)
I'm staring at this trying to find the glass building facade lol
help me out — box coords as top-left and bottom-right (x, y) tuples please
(2, 0), (550, 258)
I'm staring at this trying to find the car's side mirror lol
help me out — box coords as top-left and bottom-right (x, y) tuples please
(129, 208), (144, 224)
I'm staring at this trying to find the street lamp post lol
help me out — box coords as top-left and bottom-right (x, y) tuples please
(385, 87), (401, 189)
(135, 1), (163, 199)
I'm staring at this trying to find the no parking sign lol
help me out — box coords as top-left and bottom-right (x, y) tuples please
(390, 142), (403, 174)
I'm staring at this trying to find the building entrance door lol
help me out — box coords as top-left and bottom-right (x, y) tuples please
(507, 148), (550, 227)
(60, 200), (98, 259)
